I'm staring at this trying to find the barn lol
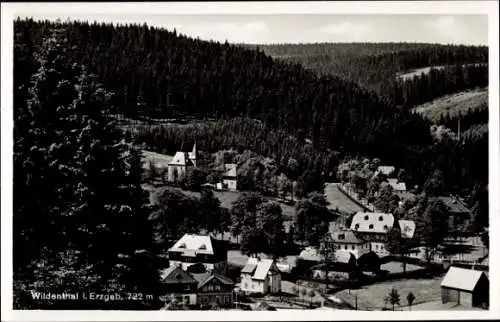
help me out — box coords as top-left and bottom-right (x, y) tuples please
(440, 266), (489, 309)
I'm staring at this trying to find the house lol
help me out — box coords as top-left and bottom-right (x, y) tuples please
(326, 230), (370, 259)
(159, 266), (198, 305)
(349, 212), (416, 256)
(373, 166), (396, 178)
(167, 144), (197, 182)
(168, 234), (228, 272)
(222, 163), (238, 191)
(311, 252), (358, 281)
(192, 271), (235, 308)
(441, 266), (489, 309)
(240, 258), (281, 295)
(350, 212), (394, 256)
(387, 178), (407, 192)
(438, 196), (472, 232)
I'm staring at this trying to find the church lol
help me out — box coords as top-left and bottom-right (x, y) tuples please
(167, 144), (197, 182)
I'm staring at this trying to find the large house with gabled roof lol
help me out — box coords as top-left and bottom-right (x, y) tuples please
(168, 233), (228, 272)
(349, 212), (416, 256)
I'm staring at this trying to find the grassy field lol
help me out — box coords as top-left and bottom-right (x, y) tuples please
(396, 66), (446, 81)
(324, 183), (365, 214)
(334, 276), (443, 310)
(412, 88), (488, 122)
(397, 63), (487, 81)
(141, 150), (174, 169)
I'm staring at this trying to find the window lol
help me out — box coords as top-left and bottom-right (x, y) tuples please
(354, 224), (359, 230)
(383, 225), (388, 231)
(379, 216), (383, 221)
(352, 245), (355, 250)
(369, 224), (374, 229)
(364, 215), (369, 220)
(244, 283), (248, 288)
(344, 245), (347, 250)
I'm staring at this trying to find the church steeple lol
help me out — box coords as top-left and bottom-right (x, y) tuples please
(188, 142), (197, 167)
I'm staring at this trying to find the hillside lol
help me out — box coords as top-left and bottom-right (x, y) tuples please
(14, 18), (488, 196)
(413, 88), (488, 122)
(257, 43), (488, 104)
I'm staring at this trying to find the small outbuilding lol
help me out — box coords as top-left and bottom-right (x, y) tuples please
(440, 266), (489, 309)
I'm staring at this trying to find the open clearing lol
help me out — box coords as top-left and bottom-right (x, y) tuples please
(334, 276), (443, 310)
(141, 150), (174, 169)
(397, 66), (446, 81)
(397, 63), (487, 81)
(412, 88), (488, 122)
(324, 183), (366, 214)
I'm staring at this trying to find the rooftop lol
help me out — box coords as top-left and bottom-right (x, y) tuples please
(438, 196), (471, 214)
(441, 266), (488, 292)
(241, 258), (279, 280)
(159, 266), (198, 285)
(168, 233), (217, 256)
(168, 151), (194, 166)
(331, 230), (364, 244)
(350, 212), (394, 234)
(224, 163), (237, 178)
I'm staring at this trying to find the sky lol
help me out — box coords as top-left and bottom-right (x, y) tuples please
(27, 14), (488, 46)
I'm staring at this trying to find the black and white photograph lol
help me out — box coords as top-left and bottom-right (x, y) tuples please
(1, 1), (499, 320)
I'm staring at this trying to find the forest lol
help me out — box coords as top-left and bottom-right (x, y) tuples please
(12, 18), (489, 309)
(14, 17), (488, 210)
(256, 42), (488, 99)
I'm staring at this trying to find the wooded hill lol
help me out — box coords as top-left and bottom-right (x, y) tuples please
(255, 42), (489, 102)
(14, 18), (487, 197)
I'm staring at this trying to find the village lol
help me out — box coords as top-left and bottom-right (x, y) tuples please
(141, 143), (490, 311)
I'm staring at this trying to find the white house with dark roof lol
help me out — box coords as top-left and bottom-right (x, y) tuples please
(327, 230), (370, 259)
(441, 267), (489, 309)
(168, 233), (228, 272)
(222, 163), (237, 191)
(240, 258), (281, 295)
(167, 144), (197, 182)
(350, 212), (416, 256)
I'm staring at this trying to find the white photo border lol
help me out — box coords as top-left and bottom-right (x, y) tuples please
(1, 1), (499, 321)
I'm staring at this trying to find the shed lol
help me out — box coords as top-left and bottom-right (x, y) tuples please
(440, 266), (489, 309)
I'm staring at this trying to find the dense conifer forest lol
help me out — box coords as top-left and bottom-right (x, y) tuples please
(255, 42), (488, 100)
(14, 17), (488, 200)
